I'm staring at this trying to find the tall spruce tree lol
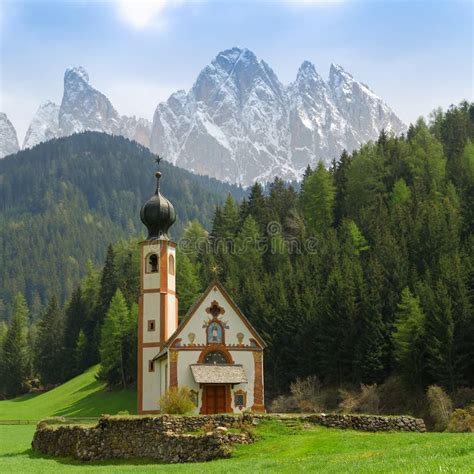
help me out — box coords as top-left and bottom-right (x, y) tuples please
(300, 161), (335, 235)
(176, 251), (201, 318)
(392, 288), (426, 389)
(63, 287), (87, 379)
(98, 289), (134, 389)
(34, 296), (65, 385)
(1, 294), (30, 397)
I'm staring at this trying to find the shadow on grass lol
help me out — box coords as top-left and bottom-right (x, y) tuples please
(52, 388), (136, 418)
(8, 392), (43, 403)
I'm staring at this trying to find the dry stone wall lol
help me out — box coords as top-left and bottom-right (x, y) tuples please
(32, 413), (426, 463)
(300, 413), (426, 432)
(32, 415), (252, 463)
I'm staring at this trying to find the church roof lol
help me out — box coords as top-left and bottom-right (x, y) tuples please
(153, 279), (266, 361)
(190, 364), (248, 384)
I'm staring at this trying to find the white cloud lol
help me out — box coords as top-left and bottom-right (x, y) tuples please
(116, 0), (182, 30)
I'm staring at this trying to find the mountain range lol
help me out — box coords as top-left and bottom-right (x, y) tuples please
(0, 47), (406, 185)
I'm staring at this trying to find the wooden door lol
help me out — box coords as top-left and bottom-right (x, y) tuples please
(204, 385), (227, 414)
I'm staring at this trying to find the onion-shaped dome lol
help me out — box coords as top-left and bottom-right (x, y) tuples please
(140, 172), (176, 240)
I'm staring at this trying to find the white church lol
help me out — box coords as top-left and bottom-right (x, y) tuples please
(137, 171), (266, 414)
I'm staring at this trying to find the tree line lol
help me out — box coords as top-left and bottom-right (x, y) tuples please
(1, 101), (473, 403)
(0, 131), (244, 319)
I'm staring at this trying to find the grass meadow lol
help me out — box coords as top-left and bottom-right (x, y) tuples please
(0, 367), (472, 473)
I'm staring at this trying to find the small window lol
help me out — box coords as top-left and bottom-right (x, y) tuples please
(147, 254), (158, 273)
(148, 360), (155, 372)
(169, 254), (175, 275)
(204, 351), (227, 365)
(148, 320), (156, 331)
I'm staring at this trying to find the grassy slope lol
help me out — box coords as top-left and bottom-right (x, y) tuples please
(0, 369), (472, 472)
(0, 366), (136, 420)
(0, 421), (473, 473)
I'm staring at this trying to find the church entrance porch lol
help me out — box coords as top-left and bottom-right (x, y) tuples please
(201, 384), (231, 414)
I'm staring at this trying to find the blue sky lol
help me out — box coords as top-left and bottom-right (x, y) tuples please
(0, 0), (472, 142)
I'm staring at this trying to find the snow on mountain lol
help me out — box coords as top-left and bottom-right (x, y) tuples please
(23, 101), (60, 149)
(0, 113), (20, 158)
(18, 49), (405, 184)
(59, 66), (122, 136)
(119, 115), (151, 148)
(151, 47), (290, 184)
(151, 48), (406, 185)
(22, 67), (151, 149)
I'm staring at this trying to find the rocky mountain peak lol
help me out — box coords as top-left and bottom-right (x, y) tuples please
(64, 66), (90, 84)
(151, 48), (406, 185)
(23, 101), (60, 149)
(0, 113), (20, 159)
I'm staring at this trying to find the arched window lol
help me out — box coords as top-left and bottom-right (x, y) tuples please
(204, 351), (228, 365)
(169, 254), (175, 275)
(147, 254), (158, 273)
(207, 321), (223, 344)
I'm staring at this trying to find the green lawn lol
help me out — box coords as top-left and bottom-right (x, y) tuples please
(0, 421), (473, 473)
(0, 368), (472, 472)
(0, 366), (136, 421)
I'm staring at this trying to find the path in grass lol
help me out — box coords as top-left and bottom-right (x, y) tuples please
(1, 421), (473, 473)
(0, 366), (136, 421)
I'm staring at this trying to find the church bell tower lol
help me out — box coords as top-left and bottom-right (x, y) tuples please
(137, 170), (178, 414)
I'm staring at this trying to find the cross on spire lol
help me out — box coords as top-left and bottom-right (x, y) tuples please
(154, 154), (163, 168)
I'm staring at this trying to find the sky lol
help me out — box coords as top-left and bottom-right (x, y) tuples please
(0, 0), (472, 143)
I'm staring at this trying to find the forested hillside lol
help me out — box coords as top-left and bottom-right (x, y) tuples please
(0, 132), (244, 317)
(1, 102), (473, 415)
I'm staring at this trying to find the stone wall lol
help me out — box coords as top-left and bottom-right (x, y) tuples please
(32, 415), (253, 463)
(32, 413), (426, 463)
(300, 413), (426, 432)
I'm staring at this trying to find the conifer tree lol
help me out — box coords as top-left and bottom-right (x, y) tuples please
(1, 294), (30, 397)
(392, 288), (426, 388)
(97, 244), (119, 325)
(98, 289), (134, 388)
(74, 330), (89, 374)
(316, 262), (357, 384)
(246, 182), (269, 233)
(63, 286), (87, 379)
(300, 161), (335, 234)
(34, 296), (65, 385)
(176, 251), (201, 318)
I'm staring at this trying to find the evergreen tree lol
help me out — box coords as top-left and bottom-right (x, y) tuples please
(246, 182), (269, 233)
(392, 288), (426, 388)
(98, 289), (134, 389)
(176, 251), (201, 318)
(74, 330), (89, 374)
(300, 161), (335, 234)
(63, 286), (87, 379)
(316, 261), (357, 384)
(34, 296), (65, 385)
(0, 294), (30, 397)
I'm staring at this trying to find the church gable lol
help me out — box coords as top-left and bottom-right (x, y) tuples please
(168, 281), (265, 350)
